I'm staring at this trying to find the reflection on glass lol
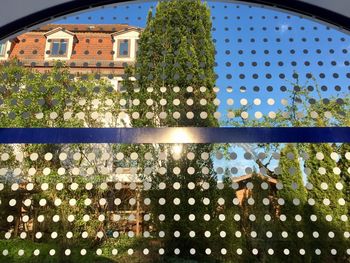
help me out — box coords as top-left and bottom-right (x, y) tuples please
(118, 39), (130, 57)
(50, 39), (68, 56)
(0, 0), (349, 262)
(0, 43), (6, 56)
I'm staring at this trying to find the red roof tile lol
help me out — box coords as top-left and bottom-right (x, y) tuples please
(32, 24), (141, 33)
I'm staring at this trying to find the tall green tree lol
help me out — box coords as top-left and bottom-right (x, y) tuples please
(125, 0), (217, 127)
(276, 144), (310, 263)
(278, 144), (307, 216)
(338, 143), (350, 215)
(122, 0), (223, 260)
(305, 143), (348, 262)
(240, 174), (278, 263)
(223, 73), (350, 262)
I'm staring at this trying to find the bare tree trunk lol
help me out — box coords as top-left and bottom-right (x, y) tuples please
(136, 188), (141, 236)
(13, 201), (22, 237)
(31, 208), (38, 241)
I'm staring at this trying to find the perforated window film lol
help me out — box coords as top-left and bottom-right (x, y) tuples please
(0, 1), (349, 262)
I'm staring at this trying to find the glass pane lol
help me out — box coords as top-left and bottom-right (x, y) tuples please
(0, 43), (5, 56)
(0, 142), (348, 261)
(59, 41), (67, 55)
(0, 1), (348, 128)
(0, 0), (349, 262)
(119, 39), (129, 56)
(51, 41), (60, 55)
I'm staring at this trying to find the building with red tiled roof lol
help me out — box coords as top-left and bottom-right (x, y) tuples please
(0, 24), (142, 91)
(232, 173), (277, 204)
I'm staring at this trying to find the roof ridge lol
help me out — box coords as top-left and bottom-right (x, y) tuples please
(31, 24), (142, 34)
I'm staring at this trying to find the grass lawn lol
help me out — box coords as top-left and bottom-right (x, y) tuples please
(0, 236), (164, 263)
(0, 235), (210, 262)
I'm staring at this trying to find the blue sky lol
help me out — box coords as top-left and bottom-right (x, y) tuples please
(55, 0), (350, 121)
(54, 1), (350, 177)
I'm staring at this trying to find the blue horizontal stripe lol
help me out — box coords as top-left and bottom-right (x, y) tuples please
(0, 127), (349, 144)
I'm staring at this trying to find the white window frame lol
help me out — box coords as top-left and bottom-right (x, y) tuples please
(117, 39), (131, 58)
(112, 30), (140, 62)
(0, 41), (11, 60)
(48, 38), (69, 57)
(44, 28), (74, 61)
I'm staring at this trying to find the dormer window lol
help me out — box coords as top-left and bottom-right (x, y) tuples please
(117, 39), (130, 58)
(44, 27), (75, 61)
(112, 28), (141, 62)
(50, 39), (68, 57)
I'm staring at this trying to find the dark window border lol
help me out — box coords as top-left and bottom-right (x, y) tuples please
(0, 0), (350, 42)
(0, 127), (349, 144)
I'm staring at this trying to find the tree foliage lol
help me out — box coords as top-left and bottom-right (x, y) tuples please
(338, 143), (350, 215)
(0, 59), (123, 256)
(122, 1), (224, 261)
(124, 0), (217, 127)
(278, 144), (307, 216)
